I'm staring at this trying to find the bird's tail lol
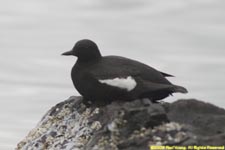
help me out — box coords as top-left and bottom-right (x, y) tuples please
(173, 85), (188, 94)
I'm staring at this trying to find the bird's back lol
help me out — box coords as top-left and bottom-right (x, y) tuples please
(88, 55), (172, 85)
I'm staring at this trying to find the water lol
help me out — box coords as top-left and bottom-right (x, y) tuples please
(1, 0), (225, 149)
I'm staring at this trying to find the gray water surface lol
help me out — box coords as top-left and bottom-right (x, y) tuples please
(1, 0), (225, 149)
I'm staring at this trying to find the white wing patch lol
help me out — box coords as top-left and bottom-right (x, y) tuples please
(99, 76), (137, 91)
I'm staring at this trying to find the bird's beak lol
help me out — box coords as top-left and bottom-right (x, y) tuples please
(61, 50), (73, 56)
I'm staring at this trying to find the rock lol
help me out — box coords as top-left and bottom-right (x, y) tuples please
(164, 99), (225, 145)
(16, 97), (225, 150)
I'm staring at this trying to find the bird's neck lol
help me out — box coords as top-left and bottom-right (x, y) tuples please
(77, 56), (101, 64)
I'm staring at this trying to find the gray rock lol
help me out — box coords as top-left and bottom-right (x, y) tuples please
(16, 98), (225, 150)
(164, 99), (225, 145)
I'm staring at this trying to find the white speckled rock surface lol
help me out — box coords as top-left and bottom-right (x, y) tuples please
(16, 96), (102, 150)
(16, 97), (225, 150)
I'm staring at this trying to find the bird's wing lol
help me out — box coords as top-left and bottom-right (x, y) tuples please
(88, 55), (172, 87)
(160, 71), (174, 77)
(90, 69), (140, 80)
(135, 77), (175, 92)
(102, 56), (172, 84)
(88, 57), (141, 79)
(136, 77), (187, 94)
(86, 60), (140, 91)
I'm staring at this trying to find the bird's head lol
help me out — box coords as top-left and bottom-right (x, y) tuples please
(62, 39), (102, 62)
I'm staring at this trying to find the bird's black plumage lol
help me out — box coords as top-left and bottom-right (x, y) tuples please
(62, 39), (188, 106)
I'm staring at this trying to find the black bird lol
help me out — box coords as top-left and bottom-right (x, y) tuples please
(62, 39), (188, 106)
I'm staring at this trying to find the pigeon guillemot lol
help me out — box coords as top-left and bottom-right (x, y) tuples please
(62, 39), (188, 106)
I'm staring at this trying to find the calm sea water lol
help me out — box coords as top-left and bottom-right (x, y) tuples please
(1, 0), (225, 149)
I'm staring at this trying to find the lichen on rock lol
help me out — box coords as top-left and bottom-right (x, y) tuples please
(17, 96), (101, 150)
(16, 97), (225, 150)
